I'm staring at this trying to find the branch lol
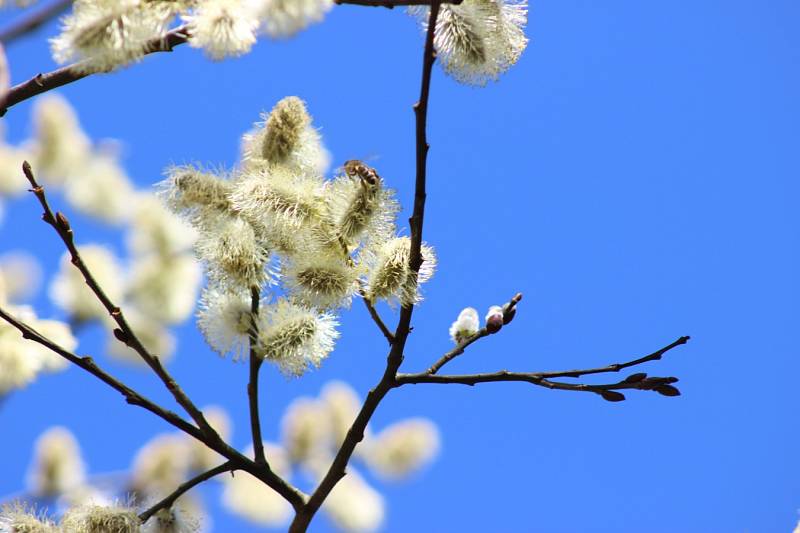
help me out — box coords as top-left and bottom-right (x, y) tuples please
(335, 0), (461, 6)
(534, 335), (691, 379)
(288, 4), (444, 532)
(427, 292), (523, 374)
(362, 297), (394, 345)
(0, 0), (72, 45)
(397, 336), (691, 401)
(0, 306), (203, 440)
(139, 462), (234, 523)
(247, 286), (267, 467)
(0, 304), (307, 510)
(21, 161), (217, 438)
(0, 25), (189, 117)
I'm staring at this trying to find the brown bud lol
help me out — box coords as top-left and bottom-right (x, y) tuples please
(600, 390), (626, 402)
(113, 328), (130, 345)
(486, 314), (503, 334)
(22, 160), (32, 179)
(501, 303), (517, 325)
(55, 211), (71, 231)
(655, 385), (681, 397)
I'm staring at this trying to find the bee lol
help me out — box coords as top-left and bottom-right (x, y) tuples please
(343, 159), (381, 187)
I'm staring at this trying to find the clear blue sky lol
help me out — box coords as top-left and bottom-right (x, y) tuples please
(1, 1), (799, 532)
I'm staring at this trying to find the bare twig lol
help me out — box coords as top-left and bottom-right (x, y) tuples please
(0, 0), (72, 45)
(247, 286), (267, 466)
(22, 161), (217, 437)
(288, 4), (444, 532)
(398, 337), (691, 401)
(139, 462), (234, 523)
(534, 335), (691, 379)
(362, 296), (394, 345)
(427, 292), (523, 374)
(338, 230), (395, 345)
(396, 371), (682, 401)
(0, 25), (189, 117)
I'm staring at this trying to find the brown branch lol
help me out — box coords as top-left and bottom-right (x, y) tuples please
(362, 296), (394, 345)
(9, 167), (320, 508)
(397, 336), (691, 401)
(0, 299), (307, 510)
(0, 306), (204, 440)
(22, 161), (217, 438)
(288, 4), (443, 532)
(427, 292), (523, 374)
(0, 0), (72, 45)
(396, 371), (682, 401)
(247, 286), (267, 467)
(339, 231), (395, 345)
(139, 462), (234, 523)
(0, 25), (189, 117)
(533, 335), (691, 379)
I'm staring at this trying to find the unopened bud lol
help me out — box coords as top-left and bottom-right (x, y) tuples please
(485, 305), (503, 334)
(503, 293), (522, 324)
(55, 211), (71, 231)
(501, 302), (516, 324)
(22, 160), (33, 180)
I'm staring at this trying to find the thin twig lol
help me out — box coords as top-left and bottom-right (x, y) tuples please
(288, 4), (443, 532)
(398, 337), (691, 401)
(339, 232), (395, 345)
(0, 0), (72, 45)
(22, 161), (216, 437)
(139, 462), (234, 523)
(0, 25), (189, 116)
(362, 297), (394, 345)
(534, 335), (691, 379)
(247, 286), (267, 466)
(427, 292), (523, 374)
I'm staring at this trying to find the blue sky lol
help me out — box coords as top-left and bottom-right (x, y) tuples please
(1, 1), (799, 532)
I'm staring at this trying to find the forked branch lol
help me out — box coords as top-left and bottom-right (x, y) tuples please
(0, 280), (306, 513)
(0, 306), (205, 439)
(0, 208), (306, 512)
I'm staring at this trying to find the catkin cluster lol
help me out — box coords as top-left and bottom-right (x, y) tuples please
(47, 0), (528, 84)
(162, 96), (436, 376)
(49, 0), (335, 72)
